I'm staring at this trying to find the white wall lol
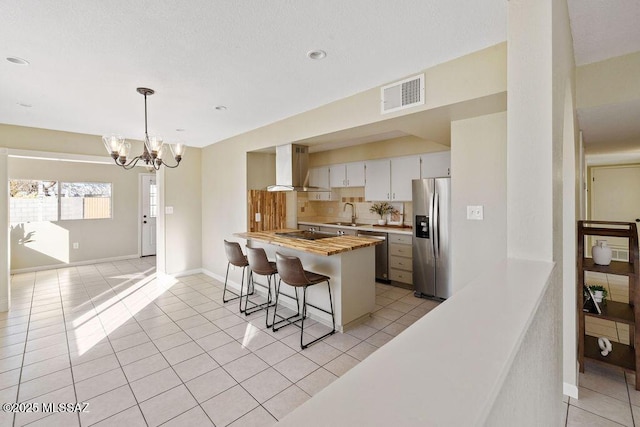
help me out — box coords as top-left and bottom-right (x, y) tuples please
(161, 147), (202, 275)
(8, 157), (140, 270)
(0, 149), (9, 311)
(450, 112), (507, 293)
(202, 46), (507, 282)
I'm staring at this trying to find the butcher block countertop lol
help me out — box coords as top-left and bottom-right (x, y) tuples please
(234, 229), (382, 256)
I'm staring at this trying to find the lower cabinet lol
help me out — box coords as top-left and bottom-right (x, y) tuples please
(389, 234), (413, 284)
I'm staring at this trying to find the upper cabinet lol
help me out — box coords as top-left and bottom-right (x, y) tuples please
(308, 166), (336, 201)
(365, 156), (420, 201)
(364, 159), (391, 201)
(308, 166), (330, 188)
(330, 162), (366, 188)
(390, 156), (421, 201)
(421, 151), (451, 178)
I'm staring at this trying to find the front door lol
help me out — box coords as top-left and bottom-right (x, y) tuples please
(141, 174), (157, 257)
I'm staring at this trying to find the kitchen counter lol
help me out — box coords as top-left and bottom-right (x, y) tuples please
(234, 229), (382, 256)
(234, 229), (378, 330)
(298, 220), (413, 236)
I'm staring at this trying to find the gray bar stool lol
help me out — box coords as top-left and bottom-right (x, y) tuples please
(245, 246), (277, 325)
(273, 252), (336, 349)
(223, 240), (252, 312)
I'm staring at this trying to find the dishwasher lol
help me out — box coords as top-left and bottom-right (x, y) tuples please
(357, 230), (389, 282)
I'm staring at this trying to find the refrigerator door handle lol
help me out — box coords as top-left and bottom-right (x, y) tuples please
(428, 192), (435, 257)
(433, 192), (439, 258)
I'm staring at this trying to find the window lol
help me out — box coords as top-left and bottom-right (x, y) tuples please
(60, 182), (112, 220)
(9, 180), (59, 223)
(9, 180), (112, 223)
(149, 181), (158, 218)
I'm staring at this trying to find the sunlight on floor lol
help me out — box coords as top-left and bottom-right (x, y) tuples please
(69, 268), (178, 355)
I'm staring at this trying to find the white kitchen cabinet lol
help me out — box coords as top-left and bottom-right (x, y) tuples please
(308, 167), (330, 188)
(330, 162), (365, 188)
(365, 156), (420, 201)
(421, 151), (451, 178)
(390, 156), (421, 201)
(364, 159), (391, 201)
(307, 167), (336, 201)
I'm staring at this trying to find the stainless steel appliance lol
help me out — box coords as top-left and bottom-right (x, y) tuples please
(412, 178), (451, 299)
(357, 230), (388, 282)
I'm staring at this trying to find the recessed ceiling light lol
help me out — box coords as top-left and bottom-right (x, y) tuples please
(17, 103), (32, 108)
(214, 105), (227, 111)
(307, 50), (327, 60)
(7, 57), (29, 65)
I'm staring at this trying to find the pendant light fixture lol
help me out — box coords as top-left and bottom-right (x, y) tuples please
(103, 87), (186, 170)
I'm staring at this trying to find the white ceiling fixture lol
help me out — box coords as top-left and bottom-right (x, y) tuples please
(6, 57), (29, 65)
(103, 88), (186, 170)
(0, 1), (507, 148)
(307, 49), (327, 60)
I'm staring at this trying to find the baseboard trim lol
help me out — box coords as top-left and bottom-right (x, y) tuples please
(563, 382), (578, 399)
(10, 254), (141, 275)
(169, 268), (204, 278)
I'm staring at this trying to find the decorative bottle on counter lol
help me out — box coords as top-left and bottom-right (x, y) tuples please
(592, 239), (612, 266)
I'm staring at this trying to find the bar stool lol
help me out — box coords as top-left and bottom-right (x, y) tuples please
(223, 240), (252, 312)
(273, 252), (336, 349)
(245, 246), (278, 325)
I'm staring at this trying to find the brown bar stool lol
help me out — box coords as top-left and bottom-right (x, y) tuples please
(273, 252), (336, 349)
(223, 240), (252, 312)
(245, 246), (277, 325)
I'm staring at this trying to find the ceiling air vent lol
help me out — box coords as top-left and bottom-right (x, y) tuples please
(381, 73), (425, 114)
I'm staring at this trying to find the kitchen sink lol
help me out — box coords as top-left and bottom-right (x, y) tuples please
(325, 222), (368, 227)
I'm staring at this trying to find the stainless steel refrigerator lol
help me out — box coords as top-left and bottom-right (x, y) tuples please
(412, 178), (451, 299)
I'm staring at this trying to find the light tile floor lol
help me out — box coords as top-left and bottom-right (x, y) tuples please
(0, 258), (439, 426)
(564, 361), (640, 426)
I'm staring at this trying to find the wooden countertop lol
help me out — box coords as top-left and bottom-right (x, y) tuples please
(234, 229), (382, 256)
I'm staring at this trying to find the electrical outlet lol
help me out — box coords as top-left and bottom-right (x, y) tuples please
(467, 205), (484, 220)
(165, 206), (174, 215)
(255, 213), (261, 222)
(72, 242), (79, 249)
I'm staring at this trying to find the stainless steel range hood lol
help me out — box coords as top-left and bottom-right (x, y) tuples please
(267, 144), (330, 192)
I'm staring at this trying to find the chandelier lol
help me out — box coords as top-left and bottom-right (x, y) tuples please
(102, 87), (186, 170)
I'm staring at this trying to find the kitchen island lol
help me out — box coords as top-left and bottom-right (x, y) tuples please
(234, 229), (381, 331)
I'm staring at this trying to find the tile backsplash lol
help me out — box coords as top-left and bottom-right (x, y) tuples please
(297, 187), (413, 226)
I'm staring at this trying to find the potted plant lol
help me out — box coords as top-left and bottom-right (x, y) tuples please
(369, 202), (397, 225)
(588, 285), (608, 304)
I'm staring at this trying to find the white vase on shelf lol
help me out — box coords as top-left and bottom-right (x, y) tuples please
(378, 219), (386, 225)
(592, 240), (612, 266)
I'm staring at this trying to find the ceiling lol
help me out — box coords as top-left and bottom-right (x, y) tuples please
(2, 1), (637, 159)
(0, 0), (507, 149)
(567, 0), (640, 157)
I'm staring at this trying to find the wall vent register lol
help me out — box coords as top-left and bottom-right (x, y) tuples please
(381, 73), (425, 114)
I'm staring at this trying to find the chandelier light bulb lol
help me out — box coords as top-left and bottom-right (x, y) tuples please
(118, 141), (131, 159)
(171, 142), (186, 159)
(102, 135), (124, 157)
(146, 136), (164, 156)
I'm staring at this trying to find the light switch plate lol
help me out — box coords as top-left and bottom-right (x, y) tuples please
(165, 206), (174, 215)
(255, 213), (261, 222)
(467, 205), (484, 220)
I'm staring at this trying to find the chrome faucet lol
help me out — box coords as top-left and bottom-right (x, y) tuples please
(344, 202), (356, 224)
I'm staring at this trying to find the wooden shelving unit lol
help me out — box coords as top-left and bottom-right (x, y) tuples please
(577, 220), (640, 390)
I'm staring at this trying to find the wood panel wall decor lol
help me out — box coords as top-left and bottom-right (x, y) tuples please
(248, 190), (287, 232)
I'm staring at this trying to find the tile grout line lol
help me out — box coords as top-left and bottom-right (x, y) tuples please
(11, 271), (36, 427)
(82, 264), (153, 427)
